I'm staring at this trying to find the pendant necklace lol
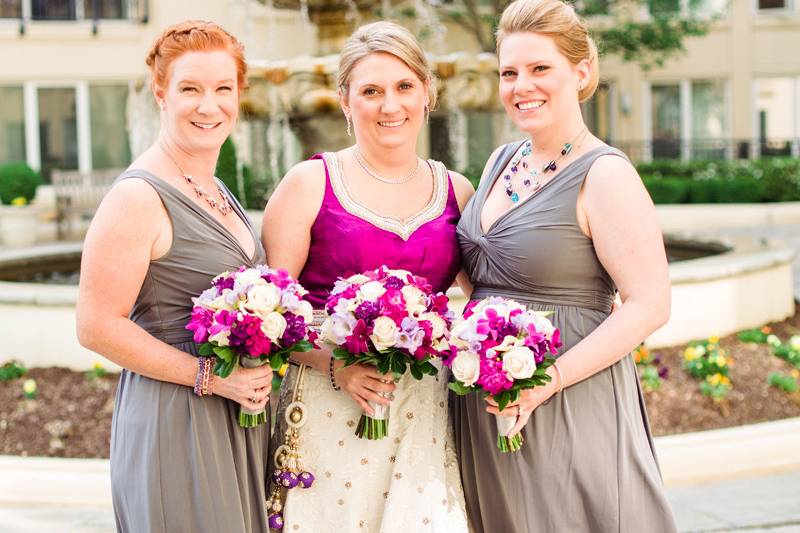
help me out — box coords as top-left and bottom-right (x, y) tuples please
(503, 127), (589, 204)
(159, 143), (232, 216)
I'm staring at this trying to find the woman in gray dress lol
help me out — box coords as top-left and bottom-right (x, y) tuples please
(452, 1), (678, 531)
(76, 21), (273, 533)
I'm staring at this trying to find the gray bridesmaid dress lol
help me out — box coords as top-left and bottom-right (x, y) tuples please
(452, 143), (677, 532)
(109, 170), (270, 533)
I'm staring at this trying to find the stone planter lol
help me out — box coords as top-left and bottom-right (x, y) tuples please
(0, 205), (40, 247)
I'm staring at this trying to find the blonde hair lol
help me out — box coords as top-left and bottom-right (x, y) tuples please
(146, 20), (248, 90)
(337, 21), (437, 110)
(497, 0), (599, 102)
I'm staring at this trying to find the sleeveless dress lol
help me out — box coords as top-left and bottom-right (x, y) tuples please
(269, 152), (471, 533)
(109, 170), (270, 533)
(452, 144), (677, 533)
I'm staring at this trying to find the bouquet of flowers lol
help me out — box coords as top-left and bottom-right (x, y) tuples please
(186, 265), (317, 427)
(445, 297), (562, 452)
(321, 266), (453, 439)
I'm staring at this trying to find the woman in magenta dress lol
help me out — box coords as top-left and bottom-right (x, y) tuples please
(261, 22), (473, 532)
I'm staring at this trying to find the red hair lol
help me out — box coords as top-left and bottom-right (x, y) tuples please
(146, 20), (248, 90)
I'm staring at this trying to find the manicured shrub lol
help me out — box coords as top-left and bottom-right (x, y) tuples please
(0, 162), (42, 205)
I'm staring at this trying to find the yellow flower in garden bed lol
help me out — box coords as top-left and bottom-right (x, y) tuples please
(683, 336), (733, 402)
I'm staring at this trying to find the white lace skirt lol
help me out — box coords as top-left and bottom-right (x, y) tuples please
(271, 363), (471, 533)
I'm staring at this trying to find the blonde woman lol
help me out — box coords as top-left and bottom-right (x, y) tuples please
(263, 21), (472, 533)
(452, 1), (678, 531)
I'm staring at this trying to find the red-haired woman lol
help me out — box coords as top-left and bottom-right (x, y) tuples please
(76, 21), (272, 533)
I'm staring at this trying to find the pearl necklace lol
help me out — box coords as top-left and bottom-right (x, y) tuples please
(503, 128), (589, 204)
(354, 148), (421, 185)
(160, 144), (232, 216)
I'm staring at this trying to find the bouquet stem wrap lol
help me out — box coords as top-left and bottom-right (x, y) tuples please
(356, 399), (390, 440)
(495, 414), (524, 453)
(238, 357), (269, 428)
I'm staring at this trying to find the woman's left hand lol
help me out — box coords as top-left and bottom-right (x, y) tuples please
(485, 382), (557, 437)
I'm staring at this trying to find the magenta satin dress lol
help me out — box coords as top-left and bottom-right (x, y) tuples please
(298, 152), (461, 307)
(269, 152), (471, 532)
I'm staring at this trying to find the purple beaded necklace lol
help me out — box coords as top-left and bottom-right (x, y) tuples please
(503, 127), (589, 204)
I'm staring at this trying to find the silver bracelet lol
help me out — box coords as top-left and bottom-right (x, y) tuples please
(552, 361), (566, 393)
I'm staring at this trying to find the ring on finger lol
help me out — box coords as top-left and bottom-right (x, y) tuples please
(516, 405), (521, 417)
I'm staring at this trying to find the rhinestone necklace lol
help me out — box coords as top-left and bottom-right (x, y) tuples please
(159, 143), (232, 216)
(503, 127), (589, 204)
(354, 147), (421, 185)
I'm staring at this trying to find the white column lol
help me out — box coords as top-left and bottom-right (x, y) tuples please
(76, 81), (92, 173)
(23, 82), (40, 171)
(725, 79), (735, 160)
(750, 79), (760, 159)
(680, 79), (692, 161)
(21, 0), (31, 20)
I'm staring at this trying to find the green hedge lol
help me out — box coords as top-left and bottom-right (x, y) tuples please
(215, 137), (275, 210)
(0, 162), (42, 205)
(639, 158), (800, 204)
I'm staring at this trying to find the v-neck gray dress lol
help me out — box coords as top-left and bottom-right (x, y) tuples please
(109, 170), (269, 533)
(452, 143), (677, 533)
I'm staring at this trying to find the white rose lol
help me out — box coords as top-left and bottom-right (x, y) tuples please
(370, 316), (398, 351)
(502, 346), (536, 380)
(401, 285), (427, 317)
(205, 293), (231, 311)
(296, 300), (314, 324)
(451, 351), (481, 387)
(359, 281), (387, 301)
(322, 314), (355, 345)
(422, 313), (447, 339)
(260, 311), (287, 343)
(494, 335), (524, 353)
(346, 274), (371, 284)
(208, 329), (231, 347)
(241, 284), (281, 317)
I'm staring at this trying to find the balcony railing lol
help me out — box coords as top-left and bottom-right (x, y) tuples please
(611, 138), (800, 162)
(0, 0), (147, 22)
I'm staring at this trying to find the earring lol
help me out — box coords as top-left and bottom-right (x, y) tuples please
(159, 101), (165, 111)
(425, 104), (430, 125)
(346, 115), (352, 137)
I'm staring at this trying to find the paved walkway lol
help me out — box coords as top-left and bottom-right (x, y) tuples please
(2, 469), (799, 533)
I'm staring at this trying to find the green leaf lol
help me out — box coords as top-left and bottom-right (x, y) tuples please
(496, 391), (511, 412)
(292, 340), (314, 353)
(410, 365), (423, 380)
(198, 343), (214, 356)
(391, 356), (406, 376)
(212, 346), (235, 363)
(448, 381), (473, 395)
(377, 358), (391, 375)
(333, 347), (351, 361)
(214, 357), (237, 378)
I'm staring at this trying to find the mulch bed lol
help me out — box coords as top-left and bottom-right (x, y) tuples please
(2, 313), (800, 458)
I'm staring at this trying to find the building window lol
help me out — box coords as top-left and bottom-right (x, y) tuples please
(0, 0), (21, 18)
(758, 0), (792, 10)
(0, 86), (26, 163)
(691, 81), (727, 159)
(38, 87), (79, 179)
(89, 84), (131, 169)
(650, 84), (681, 159)
(83, 0), (127, 19)
(649, 80), (729, 160)
(32, 0), (75, 20)
(755, 78), (796, 156)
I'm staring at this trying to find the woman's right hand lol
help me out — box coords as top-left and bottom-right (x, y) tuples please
(213, 364), (273, 411)
(334, 361), (396, 415)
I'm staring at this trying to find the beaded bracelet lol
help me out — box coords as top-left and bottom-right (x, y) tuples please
(193, 356), (216, 397)
(328, 356), (341, 391)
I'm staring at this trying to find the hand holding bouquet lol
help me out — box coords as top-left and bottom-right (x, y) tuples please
(187, 265), (317, 427)
(321, 266), (453, 439)
(446, 297), (562, 452)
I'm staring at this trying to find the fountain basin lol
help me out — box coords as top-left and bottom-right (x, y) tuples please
(1, 224), (795, 369)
